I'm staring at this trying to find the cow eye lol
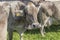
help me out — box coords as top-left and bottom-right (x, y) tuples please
(20, 5), (25, 10)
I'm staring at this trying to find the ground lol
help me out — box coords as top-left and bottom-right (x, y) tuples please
(11, 25), (60, 40)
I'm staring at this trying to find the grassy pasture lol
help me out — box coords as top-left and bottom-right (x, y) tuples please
(11, 25), (60, 40)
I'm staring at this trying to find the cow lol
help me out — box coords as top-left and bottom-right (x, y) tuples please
(38, 1), (60, 36)
(0, 2), (10, 40)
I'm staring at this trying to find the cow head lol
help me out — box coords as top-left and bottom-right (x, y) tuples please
(24, 2), (40, 29)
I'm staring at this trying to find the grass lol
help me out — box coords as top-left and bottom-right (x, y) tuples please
(12, 25), (60, 40)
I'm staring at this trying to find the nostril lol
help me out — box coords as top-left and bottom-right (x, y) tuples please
(33, 25), (35, 28)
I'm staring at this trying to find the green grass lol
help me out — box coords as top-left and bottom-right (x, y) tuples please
(12, 25), (60, 40)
